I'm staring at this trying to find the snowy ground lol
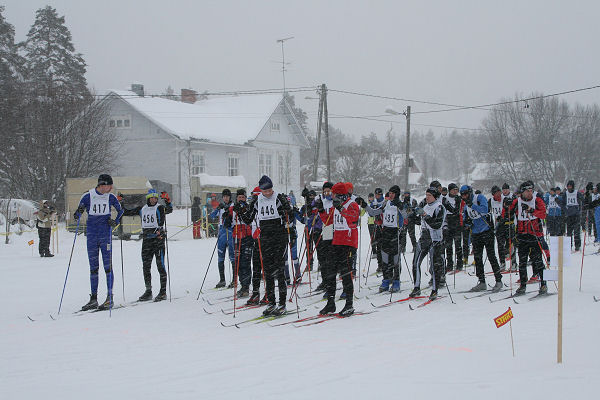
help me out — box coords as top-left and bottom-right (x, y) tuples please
(2, 210), (599, 399)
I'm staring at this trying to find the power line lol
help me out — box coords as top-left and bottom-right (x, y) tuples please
(327, 113), (483, 131)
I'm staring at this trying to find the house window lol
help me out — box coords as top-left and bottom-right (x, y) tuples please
(271, 119), (280, 133)
(108, 115), (131, 129)
(191, 151), (205, 175)
(259, 153), (272, 176)
(228, 153), (239, 176)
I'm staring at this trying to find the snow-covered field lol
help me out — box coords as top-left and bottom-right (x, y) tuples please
(2, 210), (599, 399)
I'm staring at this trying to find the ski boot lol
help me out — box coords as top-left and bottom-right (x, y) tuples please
(339, 300), (354, 317)
(539, 283), (548, 295)
(409, 287), (421, 298)
(44, 251), (54, 257)
(429, 290), (438, 301)
(470, 281), (487, 292)
(339, 292), (347, 300)
(81, 294), (98, 311)
(390, 280), (400, 293)
(214, 279), (226, 289)
(271, 304), (286, 316)
(527, 275), (540, 284)
(246, 293), (260, 305)
(491, 281), (503, 293)
(514, 285), (527, 296)
(315, 282), (326, 292)
(259, 294), (269, 305)
(227, 281), (235, 289)
(154, 290), (167, 302)
(97, 294), (114, 311)
(237, 285), (249, 298)
(379, 279), (390, 293)
(498, 262), (506, 272)
(138, 288), (153, 302)
(319, 297), (336, 315)
(262, 304), (277, 316)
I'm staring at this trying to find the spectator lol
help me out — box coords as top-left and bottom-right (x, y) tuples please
(36, 200), (56, 257)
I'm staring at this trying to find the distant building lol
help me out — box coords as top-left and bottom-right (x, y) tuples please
(104, 85), (309, 204)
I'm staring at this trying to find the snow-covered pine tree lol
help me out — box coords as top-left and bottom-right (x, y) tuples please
(21, 5), (89, 99)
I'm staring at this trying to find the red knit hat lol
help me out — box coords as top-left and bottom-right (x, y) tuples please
(252, 186), (261, 195)
(345, 182), (353, 192)
(332, 182), (348, 195)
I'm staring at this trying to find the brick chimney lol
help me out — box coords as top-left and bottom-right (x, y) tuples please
(131, 82), (144, 97)
(181, 88), (197, 104)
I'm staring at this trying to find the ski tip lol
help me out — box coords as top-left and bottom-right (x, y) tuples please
(234, 324), (241, 329)
(488, 297), (493, 303)
(27, 315), (34, 322)
(220, 321), (228, 327)
(408, 304), (414, 310)
(49, 314), (56, 320)
(203, 308), (212, 315)
(594, 296), (599, 302)
(513, 298), (519, 304)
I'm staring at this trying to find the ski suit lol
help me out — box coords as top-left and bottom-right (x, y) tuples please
(364, 199), (404, 281)
(399, 196), (418, 253)
(412, 198), (446, 291)
(229, 203), (253, 289)
(443, 194), (463, 271)
(545, 193), (563, 236)
(76, 189), (123, 295)
(464, 193), (502, 283)
(210, 202), (235, 281)
(561, 189), (583, 250)
(123, 199), (172, 293)
(240, 192), (291, 306)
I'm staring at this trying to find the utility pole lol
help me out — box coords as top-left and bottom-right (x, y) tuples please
(276, 37), (294, 94)
(404, 105), (411, 191)
(311, 84), (330, 182)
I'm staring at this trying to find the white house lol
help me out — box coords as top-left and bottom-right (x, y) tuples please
(105, 87), (309, 205)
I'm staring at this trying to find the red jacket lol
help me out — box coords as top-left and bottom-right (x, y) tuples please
(320, 199), (359, 248)
(503, 196), (546, 237)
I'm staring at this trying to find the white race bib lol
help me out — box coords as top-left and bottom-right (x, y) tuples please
(490, 198), (503, 219)
(517, 198), (537, 221)
(382, 203), (399, 228)
(88, 189), (110, 216)
(333, 204), (350, 231)
(257, 192), (280, 221)
(566, 191), (578, 207)
(141, 205), (159, 229)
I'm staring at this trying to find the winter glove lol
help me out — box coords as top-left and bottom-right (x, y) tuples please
(232, 202), (243, 214)
(301, 187), (309, 198)
(413, 206), (425, 217)
(355, 197), (367, 208)
(160, 191), (171, 203)
(217, 203), (226, 210)
(108, 218), (118, 227)
(74, 205), (85, 220)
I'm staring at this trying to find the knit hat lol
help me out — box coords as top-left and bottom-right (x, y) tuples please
(426, 187), (440, 199)
(146, 189), (159, 199)
(389, 185), (401, 197)
(322, 181), (333, 190)
(520, 181), (533, 192)
(502, 183), (510, 190)
(374, 187), (383, 195)
(222, 188), (232, 197)
(491, 185), (501, 195)
(567, 180), (575, 189)
(345, 182), (354, 192)
(332, 182), (347, 195)
(429, 180), (441, 189)
(252, 186), (261, 195)
(448, 183), (458, 191)
(259, 175), (273, 190)
(236, 188), (246, 196)
(98, 174), (113, 186)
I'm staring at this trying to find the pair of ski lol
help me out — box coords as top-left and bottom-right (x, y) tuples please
(203, 302), (263, 315)
(489, 291), (555, 303)
(220, 308), (308, 328)
(269, 311), (376, 327)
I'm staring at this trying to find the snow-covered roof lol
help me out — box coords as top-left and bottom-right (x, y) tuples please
(108, 90), (284, 145)
(193, 173), (247, 188)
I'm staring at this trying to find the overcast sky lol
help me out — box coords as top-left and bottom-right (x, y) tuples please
(3, 0), (600, 139)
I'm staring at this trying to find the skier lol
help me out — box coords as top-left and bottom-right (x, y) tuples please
(191, 196), (203, 239)
(460, 185), (503, 292)
(561, 180), (583, 252)
(75, 174), (124, 311)
(409, 187), (446, 300)
(318, 182), (360, 316)
(545, 187), (563, 236)
(36, 200), (56, 257)
(239, 175), (291, 316)
(359, 185), (404, 292)
(583, 182), (596, 239)
(283, 201), (301, 285)
(230, 189), (253, 298)
(489, 185), (509, 271)
(312, 182), (335, 293)
(369, 187), (385, 271)
(504, 181), (548, 295)
(210, 189), (235, 288)
(366, 192), (377, 258)
(592, 183), (600, 244)
(122, 189), (172, 302)
(443, 183), (463, 272)
(400, 190), (418, 254)
(298, 188), (318, 271)
(246, 187), (266, 305)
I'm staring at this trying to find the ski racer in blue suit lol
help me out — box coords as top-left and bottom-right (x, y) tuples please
(210, 188), (235, 288)
(76, 174), (123, 311)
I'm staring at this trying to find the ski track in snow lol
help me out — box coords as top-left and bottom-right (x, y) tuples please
(2, 210), (599, 399)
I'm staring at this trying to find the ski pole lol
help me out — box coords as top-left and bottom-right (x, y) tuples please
(58, 216), (80, 315)
(109, 226), (113, 317)
(285, 214), (300, 317)
(196, 238), (219, 299)
(164, 213), (172, 302)
(233, 215), (242, 318)
(120, 231), (125, 302)
(579, 212), (588, 291)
